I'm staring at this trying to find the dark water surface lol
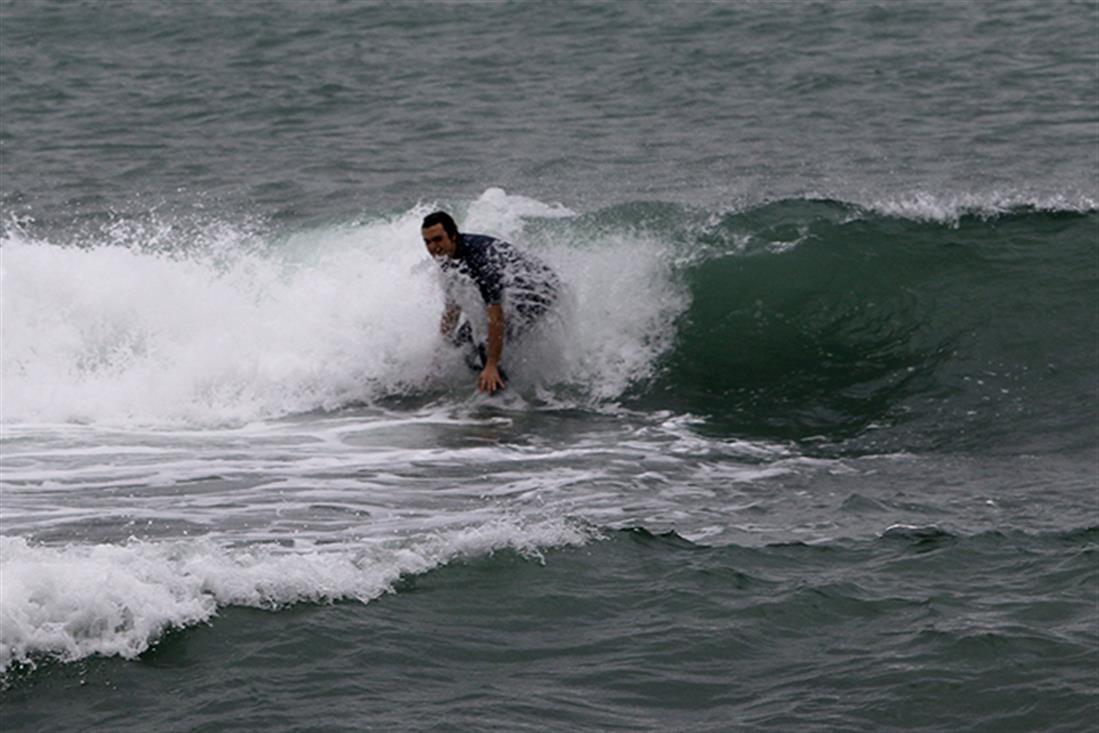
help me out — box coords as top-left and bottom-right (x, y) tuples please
(1, 1), (1096, 731)
(3, 0), (1096, 219)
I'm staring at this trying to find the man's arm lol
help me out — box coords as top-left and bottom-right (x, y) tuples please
(478, 303), (507, 393)
(440, 302), (461, 339)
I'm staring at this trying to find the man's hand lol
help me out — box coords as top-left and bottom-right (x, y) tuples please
(477, 303), (507, 394)
(477, 364), (506, 394)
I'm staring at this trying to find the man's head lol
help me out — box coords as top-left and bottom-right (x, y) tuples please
(422, 211), (460, 258)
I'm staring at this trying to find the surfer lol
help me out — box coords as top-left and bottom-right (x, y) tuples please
(422, 211), (560, 394)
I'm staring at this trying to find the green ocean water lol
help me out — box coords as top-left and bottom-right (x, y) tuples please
(1, 1), (1097, 731)
(5, 528), (1096, 733)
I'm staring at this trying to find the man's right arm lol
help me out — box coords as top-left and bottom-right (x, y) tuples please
(440, 302), (461, 338)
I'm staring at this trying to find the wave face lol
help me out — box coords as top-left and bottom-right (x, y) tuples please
(3, 189), (1095, 453)
(635, 199), (1098, 453)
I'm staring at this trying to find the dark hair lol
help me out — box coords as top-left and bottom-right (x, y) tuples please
(422, 211), (459, 239)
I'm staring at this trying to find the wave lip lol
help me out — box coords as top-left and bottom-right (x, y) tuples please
(0, 518), (599, 673)
(854, 190), (1098, 225)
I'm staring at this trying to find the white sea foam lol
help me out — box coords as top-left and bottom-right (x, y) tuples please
(536, 231), (685, 401)
(464, 186), (577, 238)
(0, 517), (599, 672)
(1, 210), (441, 425)
(0, 189), (687, 426)
(857, 190), (1098, 226)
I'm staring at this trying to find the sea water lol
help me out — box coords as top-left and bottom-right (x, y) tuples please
(1, 2), (1096, 731)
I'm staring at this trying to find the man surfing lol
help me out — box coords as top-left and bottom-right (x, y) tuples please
(421, 211), (560, 394)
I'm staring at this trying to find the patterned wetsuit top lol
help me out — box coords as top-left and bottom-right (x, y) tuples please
(441, 233), (560, 320)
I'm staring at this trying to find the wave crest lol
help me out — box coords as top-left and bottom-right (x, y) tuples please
(0, 517), (599, 672)
(3, 190), (1095, 452)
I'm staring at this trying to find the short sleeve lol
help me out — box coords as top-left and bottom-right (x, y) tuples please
(469, 250), (504, 304)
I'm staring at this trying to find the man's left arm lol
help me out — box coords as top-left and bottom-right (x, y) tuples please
(478, 303), (507, 393)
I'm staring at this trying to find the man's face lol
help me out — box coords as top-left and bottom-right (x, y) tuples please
(422, 224), (457, 259)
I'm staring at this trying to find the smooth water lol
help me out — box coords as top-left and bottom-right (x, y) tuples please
(1, 1), (1097, 731)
